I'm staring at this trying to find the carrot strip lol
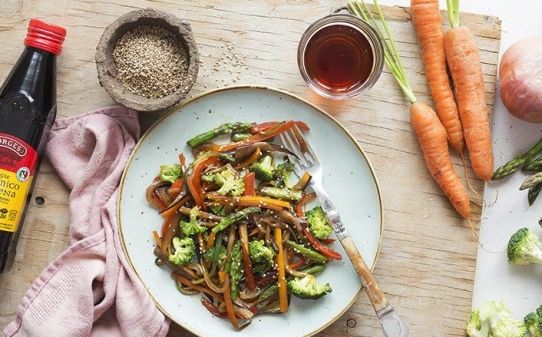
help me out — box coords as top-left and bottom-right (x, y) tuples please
(295, 192), (316, 217)
(179, 153), (186, 166)
(410, 102), (471, 218)
(175, 274), (222, 303)
(243, 172), (256, 196)
(444, 25), (493, 180)
(250, 121), (309, 134)
(274, 228), (288, 313)
(234, 147), (261, 170)
(152, 230), (162, 250)
(219, 271), (240, 330)
(161, 214), (180, 257)
(411, 0), (464, 152)
(206, 231), (216, 250)
(238, 196), (290, 209)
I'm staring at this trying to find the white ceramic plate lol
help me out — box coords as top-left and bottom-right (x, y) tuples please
(118, 86), (383, 337)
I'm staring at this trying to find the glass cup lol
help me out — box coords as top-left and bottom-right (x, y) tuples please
(297, 13), (384, 100)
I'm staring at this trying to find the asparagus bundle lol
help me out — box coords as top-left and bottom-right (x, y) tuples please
(492, 136), (542, 205)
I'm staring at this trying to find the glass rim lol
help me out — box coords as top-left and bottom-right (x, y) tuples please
(297, 13), (384, 100)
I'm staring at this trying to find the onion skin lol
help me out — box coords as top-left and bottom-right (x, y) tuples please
(500, 38), (542, 123)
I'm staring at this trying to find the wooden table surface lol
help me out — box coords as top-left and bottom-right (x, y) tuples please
(0, 1), (501, 336)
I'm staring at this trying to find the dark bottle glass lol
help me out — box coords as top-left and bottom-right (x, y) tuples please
(0, 19), (66, 273)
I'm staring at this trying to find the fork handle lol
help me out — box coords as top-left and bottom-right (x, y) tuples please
(340, 235), (389, 312)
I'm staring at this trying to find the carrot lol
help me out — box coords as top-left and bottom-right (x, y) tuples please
(410, 102), (471, 218)
(349, 0), (471, 219)
(274, 228), (288, 313)
(411, 0), (464, 153)
(444, 0), (493, 181)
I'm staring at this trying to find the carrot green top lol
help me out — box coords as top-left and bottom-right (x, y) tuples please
(348, 0), (417, 103)
(446, 0), (460, 28)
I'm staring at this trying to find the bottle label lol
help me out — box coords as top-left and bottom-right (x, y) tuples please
(0, 133), (37, 232)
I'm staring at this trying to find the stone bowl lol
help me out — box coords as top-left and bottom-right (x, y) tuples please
(95, 8), (199, 112)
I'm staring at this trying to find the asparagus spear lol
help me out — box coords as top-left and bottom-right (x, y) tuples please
(520, 172), (542, 190)
(528, 183), (542, 206)
(492, 137), (542, 180)
(523, 157), (542, 171)
(187, 122), (253, 147)
(283, 240), (327, 263)
(211, 207), (260, 233)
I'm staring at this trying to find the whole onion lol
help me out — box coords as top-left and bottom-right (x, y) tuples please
(499, 38), (542, 123)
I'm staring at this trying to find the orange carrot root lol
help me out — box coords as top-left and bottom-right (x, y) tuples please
(444, 26), (493, 181)
(410, 102), (471, 218)
(411, 0), (464, 153)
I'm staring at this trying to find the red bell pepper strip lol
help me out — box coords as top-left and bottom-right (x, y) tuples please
(288, 257), (307, 270)
(151, 192), (167, 211)
(200, 121), (296, 153)
(167, 177), (184, 196)
(241, 247), (256, 291)
(188, 156), (220, 209)
(302, 228), (342, 260)
(201, 298), (227, 317)
(243, 172), (256, 196)
(251, 121), (309, 134)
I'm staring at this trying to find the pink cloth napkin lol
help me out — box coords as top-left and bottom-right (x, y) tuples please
(4, 106), (170, 337)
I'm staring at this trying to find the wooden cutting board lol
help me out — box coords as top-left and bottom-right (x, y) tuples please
(0, 1), (500, 336)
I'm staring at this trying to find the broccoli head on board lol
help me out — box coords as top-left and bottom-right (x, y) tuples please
(466, 300), (526, 337)
(507, 227), (542, 265)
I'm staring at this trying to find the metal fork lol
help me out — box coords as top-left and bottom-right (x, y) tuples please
(279, 126), (409, 337)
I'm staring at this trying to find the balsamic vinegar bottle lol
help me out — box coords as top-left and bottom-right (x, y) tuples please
(0, 19), (66, 273)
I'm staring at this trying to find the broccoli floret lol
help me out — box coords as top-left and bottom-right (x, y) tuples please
(250, 155), (274, 182)
(274, 161), (295, 188)
(203, 246), (227, 265)
(209, 205), (227, 216)
(306, 206), (333, 240)
(467, 300), (526, 337)
(160, 164), (182, 183)
(260, 186), (302, 201)
(287, 274), (331, 300)
(203, 166), (244, 196)
(168, 237), (195, 266)
(524, 305), (542, 337)
(507, 228), (542, 265)
(204, 166), (244, 196)
(249, 240), (275, 272)
(180, 207), (206, 236)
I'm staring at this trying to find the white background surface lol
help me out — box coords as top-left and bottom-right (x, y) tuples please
(379, 0), (542, 319)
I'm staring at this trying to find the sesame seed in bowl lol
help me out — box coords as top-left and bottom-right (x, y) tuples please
(96, 8), (199, 112)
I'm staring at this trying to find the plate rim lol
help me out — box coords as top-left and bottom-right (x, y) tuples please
(117, 85), (384, 336)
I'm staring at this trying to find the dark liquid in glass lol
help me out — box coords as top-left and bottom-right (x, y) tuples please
(304, 24), (374, 92)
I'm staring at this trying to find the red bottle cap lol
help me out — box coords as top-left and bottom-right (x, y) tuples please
(24, 19), (67, 55)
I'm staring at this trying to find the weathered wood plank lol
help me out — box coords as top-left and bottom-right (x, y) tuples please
(0, 1), (500, 336)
